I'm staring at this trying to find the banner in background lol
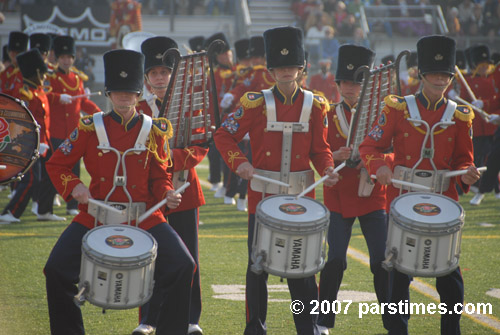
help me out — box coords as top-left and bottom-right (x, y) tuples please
(21, 5), (112, 53)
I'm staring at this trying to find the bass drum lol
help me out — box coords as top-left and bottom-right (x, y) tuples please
(0, 93), (40, 185)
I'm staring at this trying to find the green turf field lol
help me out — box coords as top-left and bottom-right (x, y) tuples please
(0, 159), (499, 334)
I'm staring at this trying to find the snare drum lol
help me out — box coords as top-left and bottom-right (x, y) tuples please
(77, 225), (157, 309)
(385, 192), (464, 277)
(251, 195), (329, 279)
(0, 93), (40, 185)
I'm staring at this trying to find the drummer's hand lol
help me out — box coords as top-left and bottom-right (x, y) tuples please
(461, 166), (481, 185)
(71, 183), (91, 204)
(323, 166), (340, 187)
(375, 165), (392, 185)
(166, 190), (182, 209)
(332, 146), (352, 161)
(236, 161), (254, 180)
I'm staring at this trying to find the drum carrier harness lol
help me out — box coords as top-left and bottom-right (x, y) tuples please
(393, 96), (457, 194)
(87, 111), (153, 226)
(250, 88), (315, 196)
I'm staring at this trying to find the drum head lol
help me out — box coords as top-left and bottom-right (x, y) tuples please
(84, 225), (156, 260)
(0, 93), (39, 185)
(258, 195), (328, 224)
(391, 192), (464, 228)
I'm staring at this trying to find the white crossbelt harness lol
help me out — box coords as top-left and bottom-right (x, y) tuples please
(90, 112), (153, 225)
(250, 89), (314, 195)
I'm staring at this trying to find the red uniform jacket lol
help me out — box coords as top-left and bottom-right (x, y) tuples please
(46, 111), (174, 230)
(459, 71), (499, 137)
(0, 64), (23, 96)
(359, 93), (475, 207)
(137, 99), (207, 213)
(214, 85), (334, 214)
(324, 101), (386, 217)
(109, 0), (142, 37)
(309, 72), (340, 103)
(47, 67), (100, 140)
(229, 65), (275, 104)
(14, 82), (51, 148)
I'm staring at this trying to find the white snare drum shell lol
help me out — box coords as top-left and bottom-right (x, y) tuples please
(387, 193), (464, 277)
(253, 195), (329, 278)
(80, 225), (157, 309)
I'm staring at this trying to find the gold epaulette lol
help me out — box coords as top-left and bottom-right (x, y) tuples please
(46, 70), (56, 79)
(384, 95), (407, 111)
(454, 104), (475, 123)
(19, 86), (33, 101)
(253, 65), (267, 71)
(79, 114), (95, 132)
(219, 68), (233, 79)
(240, 92), (264, 109)
(70, 67), (89, 81)
(313, 93), (330, 113)
(6, 67), (19, 79)
(151, 118), (173, 139)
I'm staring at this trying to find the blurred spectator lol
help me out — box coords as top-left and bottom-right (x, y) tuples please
(347, 0), (364, 20)
(458, 0), (475, 33)
(469, 3), (485, 36)
(334, 1), (349, 32)
(323, 0), (338, 16)
(447, 7), (462, 36)
(291, 0), (323, 29)
(367, 0), (393, 37)
(306, 13), (330, 64)
(321, 25), (340, 71)
(304, 5), (333, 32)
(481, 0), (500, 38)
(309, 58), (341, 103)
(348, 27), (370, 48)
(337, 13), (358, 37)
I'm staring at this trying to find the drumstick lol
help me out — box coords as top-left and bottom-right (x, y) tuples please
(137, 182), (191, 223)
(296, 162), (346, 199)
(444, 166), (487, 178)
(454, 96), (490, 121)
(252, 174), (290, 188)
(370, 175), (431, 191)
(455, 66), (477, 101)
(71, 91), (102, 99)
(88, 199), (124, 214)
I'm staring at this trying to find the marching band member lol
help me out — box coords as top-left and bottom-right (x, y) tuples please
(400, 51), (420, 96)
(44, 35), (101, 216)
(133, 36), (207, 335)
(214, 26), (339, 335)
(359, 35), (481, 335)
(205, 32), (234, 196)
(308, 58), (340, 103)
(0, 49), (53, 223)
(188, 35), (205, 53)
(0, 31), (28, 96)
(44, 49), (194, 335)
(317, 44), (390, 335)
(450, 45), (500, 205)
(29, 33), (54, 69)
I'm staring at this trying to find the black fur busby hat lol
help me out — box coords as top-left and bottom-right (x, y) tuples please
(234, 38), (250, 61)
(417, 35), (455, 76)
(104, 49), (144, 94)
(264, 26), (305, 69)
(17, 49), (48, 79)
(406, 51), (418, 69)
(204, 32), (230, 53)
(29, 33), (52, 54)
(2, 45), (9, 62)
(141, 36), (178, 72)
(382, 54), (395, 65)
(336, 44), (375, 83)
(249, 36), (265, 58)
(469, 45), (491, 68)
(492, 52), (500, 65)
(53, 36), (76, 58)
(189, 35), (205, 53)
(455, 49), (467, 70)
(8, 31), (29, 53)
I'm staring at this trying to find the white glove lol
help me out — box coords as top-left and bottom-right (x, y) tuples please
(447, 89), (458, 100)
(220, 93), (234, 109)
(84, 87), (91, 96)
(488, 114), (500, 125)
(39, 143), (49, 155)
(60, 94), (72, 104)
(472, 99), (484, 109)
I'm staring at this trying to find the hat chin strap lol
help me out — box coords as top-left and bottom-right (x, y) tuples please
(420, 72), (452, 92)
(145, 76), (168, 96)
